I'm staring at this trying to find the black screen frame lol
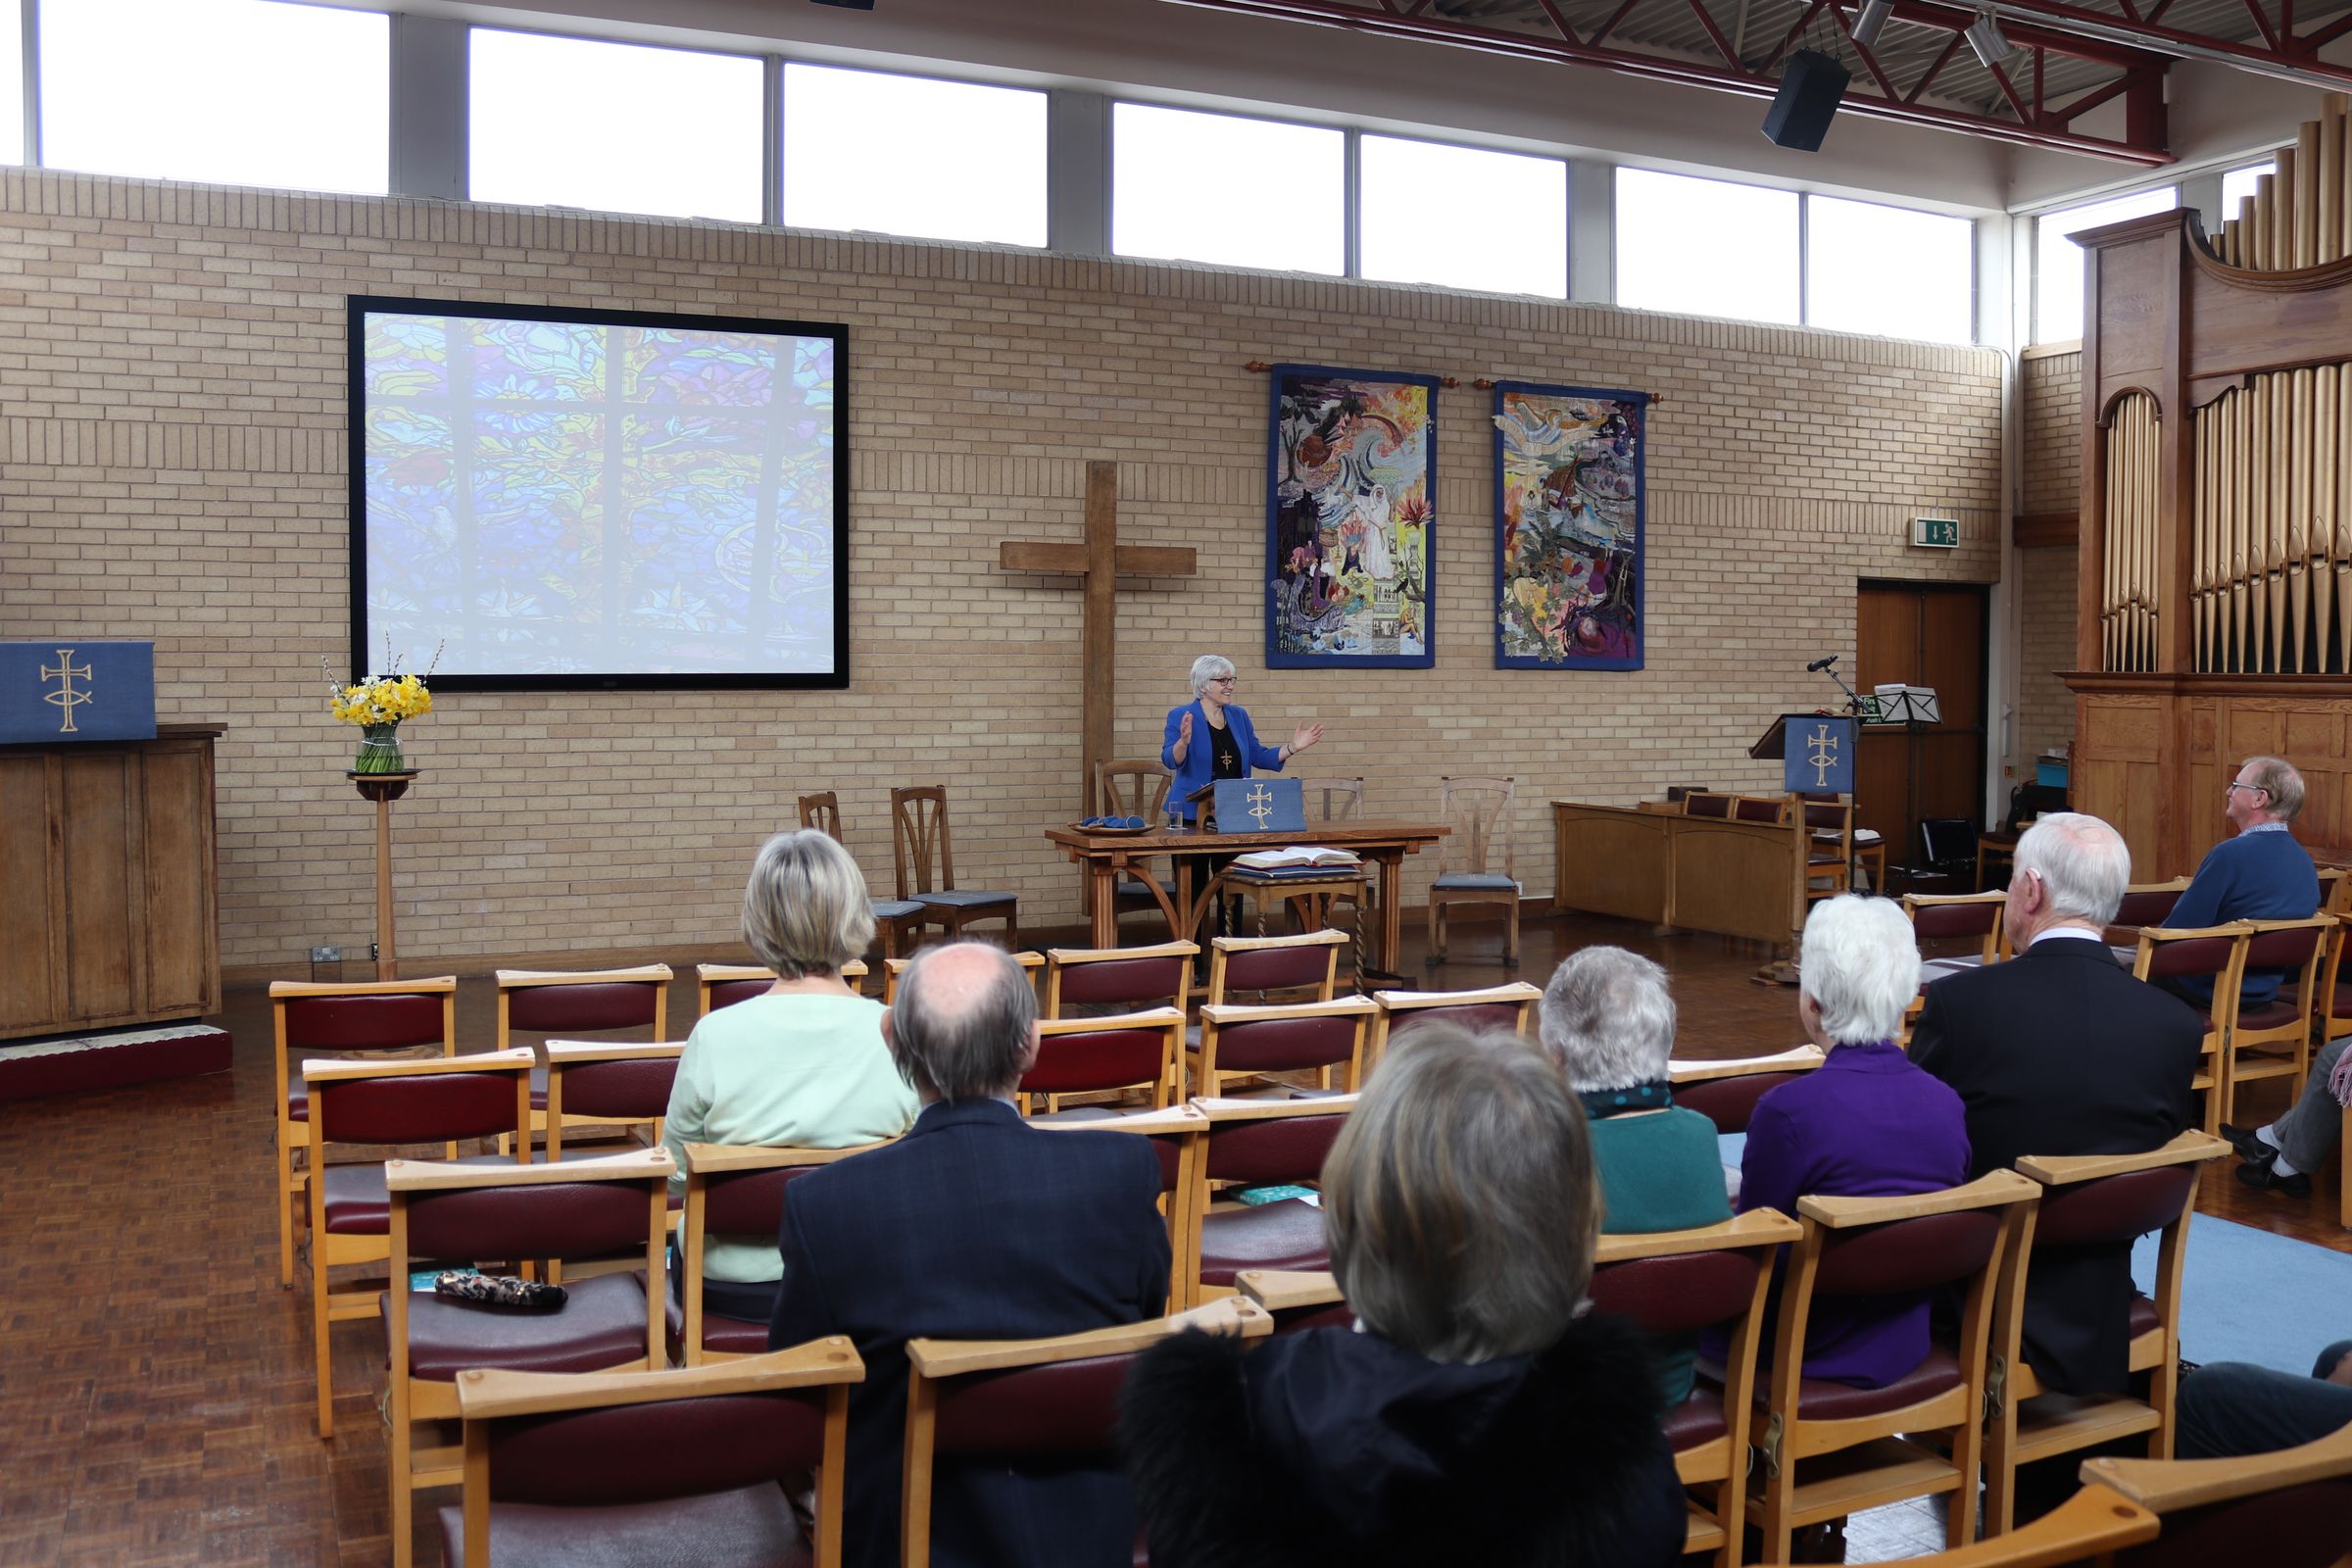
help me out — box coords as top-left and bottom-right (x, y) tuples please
(345, 293), (852, 692)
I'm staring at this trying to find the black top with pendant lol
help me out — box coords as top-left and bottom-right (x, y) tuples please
(1209, 721), (1245, 781)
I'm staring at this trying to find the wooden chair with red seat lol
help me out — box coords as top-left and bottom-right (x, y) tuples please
(270, 974), (459, 1290)
(1903, 890), (2012, 1043)
(1190, 996), (1379, 1099)
(1427, 775), (1523, 965)
(799, 791), (928, 959)
(1685, 791), (1735, 819)
(1798, 791), (1886, 894)
(2217, 914), (2332, 1127)
(1206, 928), (1348, 1004)
(2080, 1408), (2352, 1568)
(443, 1338), (866, 1568)
(1668, 1046), (1828, 1135)
(496, 963), (674, 1152)
(890, 785), (1019, 946)
(1042, 939), (1197, 1020)
(2109, 877), (2191, 938)
(1732, 794), (1789, 824)
(542, 1042), (684, 1163)
(1023, 1006), (1187, 1116)
(899, 1298), (1274, 1568)
(383, 1147), (673, 1568)
(695, 958), (869, 1015)
(677, 1139), (895, 1366)
(1590, 1208), (1806, 1568)
(1728, 1168), (2039, 1563)
(1983, 1131), (2232, 1537)
(2130, 923), (2252, 1135)
(1367, 981), (1541, 1073)
(1182, 1094), (1357, 1310)
(303, 1048), (536, 1441)
(1035, 1102), (1208, 1311)
(884, 950), (1044, 1005)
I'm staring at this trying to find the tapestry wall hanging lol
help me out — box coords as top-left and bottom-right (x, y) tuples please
(1265, 365), (1438, 669)
(1492, 381), (1646, 670)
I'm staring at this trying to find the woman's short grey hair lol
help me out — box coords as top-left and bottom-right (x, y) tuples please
(741, 829), (875, 979)
(1798, 895), (1921, 1048)
(887, 943), (1037, 1102)
(2012, 812), (2131, 927)
(1188, 654), (1235, 699)
(1324, 1022), (1598, 1364)
(2241, 755), (2306, 821)
(1538, 946), (1677, 1093)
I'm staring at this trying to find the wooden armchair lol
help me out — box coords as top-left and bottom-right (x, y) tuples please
(269, 974), (458, 1289)
(383, 1147), (672, 1568)
(1184, 1095), (1358, 1308)
(799, 791), (926, 959)
(1191, 996), (1378, 1099)
(890, 785), (1018, 946)
(1668, 1045), (1827, 1135)
(445, 1340), (865, 1568)
(900, 1299), (1273, 1568)
(1428, 775), (1522, 966)
(542, 1041), (682, 1163)
(1735, 1169), (2039, 1563)
(2082, 1415), (2352, 1567)
(1983, 1131), (2231, 1536)
(1042, 939), (1196, 1019)
(2220, 914), (2332, 1126)
(1592, 1209), (1805, 1568)
(2130, 923), (2252, 1135)
(1023, 1006), (1187, 1115)
(1205, 929), (1348, 1004)
(678, 1140), (894, 1365)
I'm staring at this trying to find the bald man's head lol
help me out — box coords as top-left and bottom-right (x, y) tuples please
(884, 943), (1039, 1102)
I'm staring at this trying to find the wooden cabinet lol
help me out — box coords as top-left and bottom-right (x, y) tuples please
(0, 725), (221, 1040)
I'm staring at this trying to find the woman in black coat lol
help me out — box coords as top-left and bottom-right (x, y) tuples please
(1118, 1022), (1689, 1568)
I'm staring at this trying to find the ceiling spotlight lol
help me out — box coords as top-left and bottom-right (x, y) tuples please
(1850, 0), (1893, 49)
(1964, 9), (2013, 66)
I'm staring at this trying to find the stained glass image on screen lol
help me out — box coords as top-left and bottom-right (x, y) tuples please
(351, 299), (847, 687)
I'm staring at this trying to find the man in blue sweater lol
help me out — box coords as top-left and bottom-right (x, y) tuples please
(2159, 754), (2320, 1013)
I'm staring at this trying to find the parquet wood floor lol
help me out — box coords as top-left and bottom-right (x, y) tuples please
(1, 910), (2340, 1565)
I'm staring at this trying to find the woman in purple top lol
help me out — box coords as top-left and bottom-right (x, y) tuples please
(1733, 895), (1971, 1388)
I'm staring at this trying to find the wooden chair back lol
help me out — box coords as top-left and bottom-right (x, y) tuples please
(1591, 1209), (1805, 1567)
(1093, 759), (1172, 820)
(2113, 877), (2192, 932)
(1033, 1103), (1206, 1306)
(696, 959), (869, 1016)
(495, 964), (674, 1047)
(1905, 891), (2010, 964)
(1302, 776), (1365, 822)
(1368, 982), (1541, 1068)
(1984, 1131), (2231, 1535)
(890, 785), (958, 899)
(1024, 1006), (1187, 1113)
(2321, 865), (2351, 914)
(1435, 775), (1516, 880)
(1668, 1046), (1827, 1135)
(2223, 914), (2333, 1124)
(1801, 794), (1856, 902)
(1192, 997), (1377, 1099)
(453, 1340), (864, 1568)
(543, 1042), (684, 1160)
(2083, 1412), (2352, 1567)
(2131, 923), (2251, 1133)
(1749, 1169), (2040, 1563)
(1207, 929), (1347, 1004)
(1684, 791), (1734, 819)
(899, 1300), (1272, 1568)
(1184, 1095), (1359, 1307)
(1043, 940), (1197, 1019)
(798, 791), (843, 839)
(1732, 794), (1788, 824)
(267, 974), (458, 1289)
(679, 1140), (895, 1364)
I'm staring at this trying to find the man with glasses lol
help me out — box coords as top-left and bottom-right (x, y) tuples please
(2160, 755), (2321, 1011)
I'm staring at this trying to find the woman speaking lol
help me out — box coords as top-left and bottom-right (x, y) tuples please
(1161, 654), (1325, 824)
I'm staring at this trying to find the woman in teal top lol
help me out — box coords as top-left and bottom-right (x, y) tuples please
(1537, 945), (1733, 1406)
(662, 829), (920, 1322)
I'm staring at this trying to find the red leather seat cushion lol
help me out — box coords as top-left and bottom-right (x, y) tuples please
(1197, 1200), (1328, 1286)
(393, 1271), (652, 1380)
(1779, 1347), (1963, 1422)
(702, 1312), (770, 1355)
(288, 1081), (308, 1122)
(321, 1164), (389, 1235)
(2236, 1002), (2301, 1033)
(1661, 1388), (1728, 1452)
(435, 1484), (809, 1568)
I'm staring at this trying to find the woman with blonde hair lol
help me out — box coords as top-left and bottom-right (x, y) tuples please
(662, 828), (919, 1321)
(1119, 1023), (1686, 1567)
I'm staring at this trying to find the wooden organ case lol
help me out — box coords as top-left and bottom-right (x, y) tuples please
(2066, 95), (2352, 876)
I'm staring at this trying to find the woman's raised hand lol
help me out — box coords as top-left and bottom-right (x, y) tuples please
(1291, 721), (1325, 754)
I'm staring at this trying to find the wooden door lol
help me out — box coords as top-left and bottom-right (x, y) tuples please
(1855, 581), (1989, 870)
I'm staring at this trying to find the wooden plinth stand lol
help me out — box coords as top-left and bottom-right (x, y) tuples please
(348, 770), (417, 981)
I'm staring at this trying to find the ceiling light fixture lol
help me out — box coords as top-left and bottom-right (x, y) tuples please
(1964, 9), (2014, 66)
(1850, 0), (1893, 50)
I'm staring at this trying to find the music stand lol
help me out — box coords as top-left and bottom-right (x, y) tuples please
(1872, 685), (1941, 886)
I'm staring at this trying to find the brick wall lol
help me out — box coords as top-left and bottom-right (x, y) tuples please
(0, 170), (2004, 976)
(2017, 346), (2082, 763)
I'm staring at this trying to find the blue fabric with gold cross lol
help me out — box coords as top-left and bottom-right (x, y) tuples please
(1212, 777), (1307, 835)
(1783, 714), (1855, 796)
(0, 641), (157, 744)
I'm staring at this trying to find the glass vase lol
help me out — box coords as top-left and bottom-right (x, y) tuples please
(354, 722), (406, 774)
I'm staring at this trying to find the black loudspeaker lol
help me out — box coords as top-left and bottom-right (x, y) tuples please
(1761, 50), (1850, 152)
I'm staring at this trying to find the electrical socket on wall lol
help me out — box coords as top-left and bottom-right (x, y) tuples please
(310, 946), (342, 963)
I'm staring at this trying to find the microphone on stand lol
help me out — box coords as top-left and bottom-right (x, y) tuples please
(1806, 655), (1838, 672)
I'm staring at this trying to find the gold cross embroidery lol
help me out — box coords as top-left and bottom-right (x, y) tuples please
(1245, 781), (1277, 831)
(41, 648), (94, 734)
(1805, 723), (1841, 789)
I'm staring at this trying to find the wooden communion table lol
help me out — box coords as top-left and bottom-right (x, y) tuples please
(1045, 818), (1447, 980)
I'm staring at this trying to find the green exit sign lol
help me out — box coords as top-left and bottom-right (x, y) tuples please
(1912, 516), (1960, 549)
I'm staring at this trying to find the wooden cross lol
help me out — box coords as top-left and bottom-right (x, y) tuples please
(998, 461), (1198, 814)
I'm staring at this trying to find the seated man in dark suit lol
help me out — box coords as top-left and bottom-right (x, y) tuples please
(768, 941), (1172, 1568)
(1910, 811), (2204, 1396)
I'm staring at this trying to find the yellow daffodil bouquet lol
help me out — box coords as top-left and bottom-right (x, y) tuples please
(324, 642), (441, 774)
